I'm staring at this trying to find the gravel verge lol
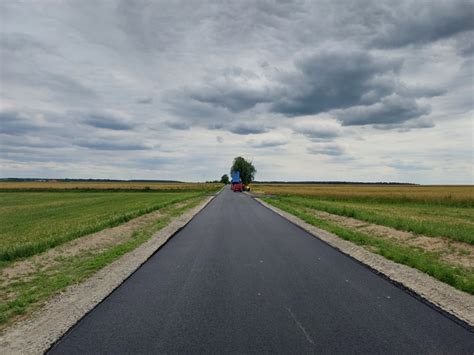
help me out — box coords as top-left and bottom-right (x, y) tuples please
(0, 195), (215, 354)
(256, 197), (474, 329)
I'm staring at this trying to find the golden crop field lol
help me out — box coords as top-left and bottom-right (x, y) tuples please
(254, 184), (474, 206)
(0, 181), (222, 192)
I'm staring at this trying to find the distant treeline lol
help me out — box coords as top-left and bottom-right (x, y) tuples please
(0, 178), (183, 183)
(253, 181), (417, 185)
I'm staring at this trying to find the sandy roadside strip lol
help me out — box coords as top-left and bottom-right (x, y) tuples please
(255, 197), (474, 329)
(0, 194), (216, 355)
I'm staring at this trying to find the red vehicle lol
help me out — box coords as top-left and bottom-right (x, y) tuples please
(231, 171), (244, 192)
(231, 182), (243, 192)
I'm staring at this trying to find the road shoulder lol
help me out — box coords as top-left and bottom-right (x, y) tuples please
(0, 195), (215, 355)
(255, 197), (474, 329)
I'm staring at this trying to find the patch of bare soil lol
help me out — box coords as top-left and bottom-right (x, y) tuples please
(305, 208), (474, 270)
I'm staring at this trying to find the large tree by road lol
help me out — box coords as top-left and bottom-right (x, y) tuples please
(230, 157), (256, 185)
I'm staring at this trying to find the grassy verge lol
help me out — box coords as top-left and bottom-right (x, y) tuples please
(0, 196), (206, 328)
(0, 191), (210, 263)
(263, 198), (474, 295)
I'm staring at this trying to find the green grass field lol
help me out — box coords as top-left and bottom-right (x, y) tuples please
(0, 183), (221, 327)
(0, 190), (212, 263)
(0, 195), (208, 327)
(256, 184), (474, 243)
(268, 195), (474, 244)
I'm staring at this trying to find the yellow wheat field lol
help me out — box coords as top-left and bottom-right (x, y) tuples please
(254, 184), (474, 206)
(0, 181), (222, 192)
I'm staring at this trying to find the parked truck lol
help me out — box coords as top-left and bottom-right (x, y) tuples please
(231, 171), (243, 192)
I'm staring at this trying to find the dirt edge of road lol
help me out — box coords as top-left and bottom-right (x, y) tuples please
(0, 195), (216, 355)
(256, 198), (474, 329)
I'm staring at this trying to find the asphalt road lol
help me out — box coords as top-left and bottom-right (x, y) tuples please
(49, 186), (474, 354)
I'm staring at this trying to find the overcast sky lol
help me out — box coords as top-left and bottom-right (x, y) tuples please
(1, 0), (473, 183)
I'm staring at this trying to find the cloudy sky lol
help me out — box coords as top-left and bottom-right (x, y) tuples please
(1, 0), (473, 183)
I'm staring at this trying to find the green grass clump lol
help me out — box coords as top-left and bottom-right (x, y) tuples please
(264, 198), (474, 295)
(0, 191), (206, 262)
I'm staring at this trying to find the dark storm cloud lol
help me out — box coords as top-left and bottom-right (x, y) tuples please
(369, 1), (474, 48)
(76, 139), (150, 151)
(373, 117), (435, 131)
(81, 113), (135, 131)
(136, 97), (153, 104)
(172, 48), (441, 128)
(335, 95), (430, 126)
(307, 144), (345, 156)
(164, 92), (226, 121)
(292, 121), (340, 141)
(183, 67), (272, 113)
(229, 122), (269, 135)
(159, 1), (470, 136)
(164, 121), (190, 130)
(174, 50), (402, 118)
(188, 87), (269, 113)
(0, 110), (42, 135)
(247, 137), (287, 148)
(396, 85), (446, 98)
(455, 31), (474, 57)
(270, 50), (401, 116)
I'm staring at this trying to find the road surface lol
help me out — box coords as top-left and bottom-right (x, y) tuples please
(49, 186), (474, 354)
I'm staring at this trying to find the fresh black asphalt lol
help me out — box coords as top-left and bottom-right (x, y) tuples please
(49, 186), (474, 354)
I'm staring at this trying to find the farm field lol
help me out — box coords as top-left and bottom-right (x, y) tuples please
(0, 191), (210, 263)
(254, 184), (473, 206)
(256, 184), (474, 294)
(0, 181), (221, 192)
(0, 184), (220, 327)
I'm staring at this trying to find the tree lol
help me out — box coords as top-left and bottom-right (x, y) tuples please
(220, 174), (229, 184)
(230, 156), (256, 185)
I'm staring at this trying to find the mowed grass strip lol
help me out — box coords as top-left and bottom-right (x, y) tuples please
(256, 184), (474, 244)
(0, 191), (208, 263)
(264, 198), (474, 295)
